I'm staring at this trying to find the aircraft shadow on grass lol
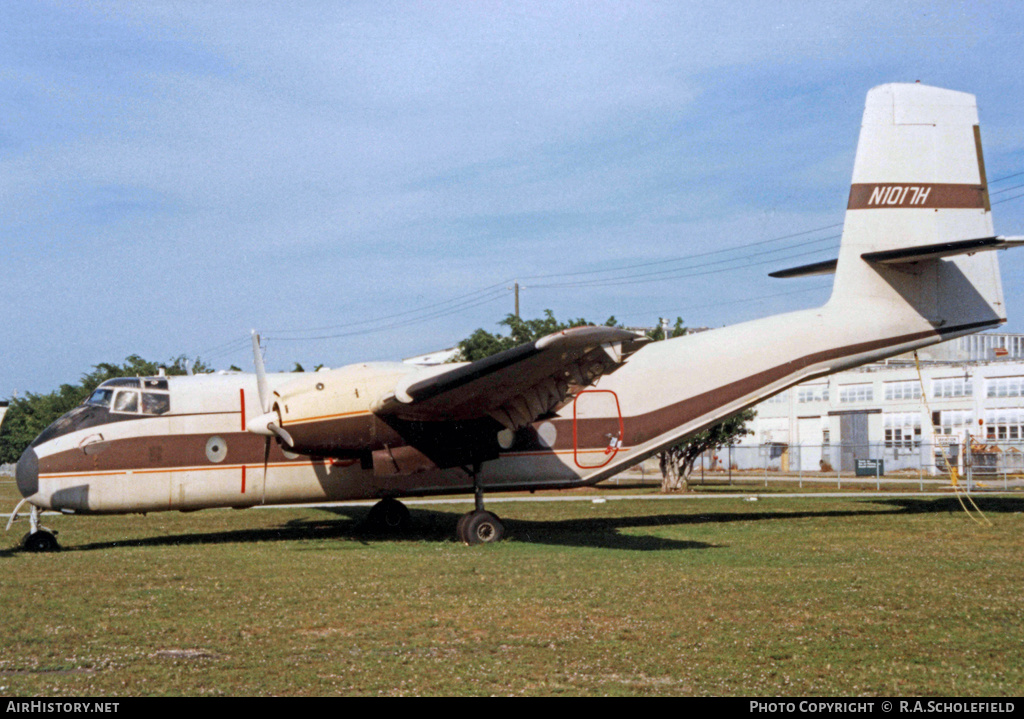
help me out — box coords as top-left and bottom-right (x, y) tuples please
(5, 495), (1020, 556)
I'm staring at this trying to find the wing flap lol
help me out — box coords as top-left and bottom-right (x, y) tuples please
(374, 326), (649, 425)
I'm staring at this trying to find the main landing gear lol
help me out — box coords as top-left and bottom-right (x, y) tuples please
(7, 501), (61, 553)
(363, 466), (506, 544)
(364, 497), (412, 533)
(456, 464), (505, 545)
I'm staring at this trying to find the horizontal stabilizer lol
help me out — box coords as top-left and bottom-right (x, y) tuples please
(768, 259), (838, 279)
(861, 236), (1024, 264)
(770, 236), (1024, 279)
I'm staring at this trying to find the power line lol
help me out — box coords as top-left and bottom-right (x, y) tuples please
(991, 170), (1024, 184)
(991, 182), (1024, 196)
(647, 281), (833, 317)
(529, 241), (840, 289)
(993, 191), (1024, 206)
(264, 291), (509, 342)
(517, 222), (843, 282)
(263, 282), (509, 335)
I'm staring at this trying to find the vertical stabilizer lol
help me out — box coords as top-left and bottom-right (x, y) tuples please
(830, 83), (1004, 334)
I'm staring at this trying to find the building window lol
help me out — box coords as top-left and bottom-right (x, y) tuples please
(884, 412), (921, 448)
(936, 409), (974, 436)
(839, 384), (873, 403)
(884, 380), (922, 401)
(764, 391), (789, 405)
(986, 376), (1024, 398)
(932, 377), (972, 398)
(984, 408), (1024, 441)
(797, 384), (829, 403)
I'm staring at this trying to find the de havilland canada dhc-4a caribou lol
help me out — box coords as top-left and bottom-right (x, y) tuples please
(9, 83), (1024, 549)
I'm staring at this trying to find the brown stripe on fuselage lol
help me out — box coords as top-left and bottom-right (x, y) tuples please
(847, 183), (986, 210)
(39, 430), (302, 477)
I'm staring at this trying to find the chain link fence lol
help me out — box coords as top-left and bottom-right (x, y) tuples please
(615, 438), (1024, 491)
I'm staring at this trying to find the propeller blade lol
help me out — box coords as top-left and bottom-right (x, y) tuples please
(251, 330), (271, 413)
(263, 436), (271, 478)
(248, 330), (295, 451)
(268, 421), (294, 448)
(246, 410), (295, 448)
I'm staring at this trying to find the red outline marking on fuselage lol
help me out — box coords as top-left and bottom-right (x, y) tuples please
(572, 389), (624, 469)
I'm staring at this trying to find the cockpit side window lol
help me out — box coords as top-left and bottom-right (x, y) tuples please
(142, 392), (170, 415)
(112, 390), (140, 414)
(86, 388), (114, 408)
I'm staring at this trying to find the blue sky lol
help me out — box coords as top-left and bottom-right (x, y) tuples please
(3, 1), (1024, 394)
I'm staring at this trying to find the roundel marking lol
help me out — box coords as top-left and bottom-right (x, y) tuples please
(206, 436), (228, 463)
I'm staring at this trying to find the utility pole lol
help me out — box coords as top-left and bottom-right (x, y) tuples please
(509, 282), (521, 318)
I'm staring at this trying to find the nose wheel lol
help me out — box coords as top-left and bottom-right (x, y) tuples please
(8, 502), (61, 553)
(23, 529), (60, 553)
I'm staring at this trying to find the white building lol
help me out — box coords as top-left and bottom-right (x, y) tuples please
(738, 333), (1024, 475)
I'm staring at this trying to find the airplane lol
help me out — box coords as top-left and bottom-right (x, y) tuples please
(8, 83), (1023, 551)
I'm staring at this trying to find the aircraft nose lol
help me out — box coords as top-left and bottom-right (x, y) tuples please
(16, 447), (39, 498)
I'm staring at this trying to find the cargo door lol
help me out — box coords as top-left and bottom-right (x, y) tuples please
(572, 390), (624, 469)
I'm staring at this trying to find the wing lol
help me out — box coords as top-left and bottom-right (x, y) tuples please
(373, 326), (649, 429)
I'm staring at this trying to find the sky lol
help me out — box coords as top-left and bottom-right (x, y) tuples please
(3, 1), (1024, 395)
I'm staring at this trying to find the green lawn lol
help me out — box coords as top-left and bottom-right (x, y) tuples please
(1, 480), (1022, 696)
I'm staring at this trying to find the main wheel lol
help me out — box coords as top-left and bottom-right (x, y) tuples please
(457, 510), (505, 544)
(365, 498), (411, 533)
(456, 511), (473, 540)
(23, 530), (60, 553)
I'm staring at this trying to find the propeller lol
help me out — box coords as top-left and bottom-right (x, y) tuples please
(247, 331), (295, 448)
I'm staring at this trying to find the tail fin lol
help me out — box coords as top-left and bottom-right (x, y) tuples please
(829, 83), (1005, 334)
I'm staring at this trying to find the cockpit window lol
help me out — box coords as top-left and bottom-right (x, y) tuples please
(86, 388), (114, 407)
(113, 390), (139, 414)
(142, 392), (170, 415)
(109, 389), (170, 415)
(92, 377), (171, 416)
(102, 378), (141, 388)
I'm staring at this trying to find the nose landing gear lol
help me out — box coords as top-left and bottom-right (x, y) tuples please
(7, 500), (60, 553)
(23, 528), (60, 553)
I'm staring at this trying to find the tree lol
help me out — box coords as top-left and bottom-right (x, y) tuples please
(0, 355), (212, 464)
(658, 408), (756, 492)
(646, 316), (687, 342)
(455, 309), (617, 362)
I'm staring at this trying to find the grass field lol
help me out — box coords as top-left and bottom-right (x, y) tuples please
(1, 480), (1022, 697)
